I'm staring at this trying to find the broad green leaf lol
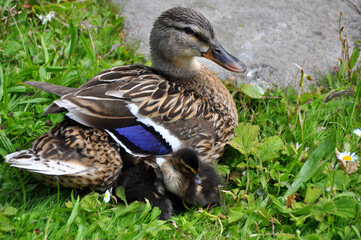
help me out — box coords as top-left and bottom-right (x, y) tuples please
(240, 83), (265, 99)
(0, 215), (15, 231)
(312, 199), (336, 222)
(252, 135), (283, 162)
(228, 123), (259, 156)
(4, 41), (21, 55)
(283, 132), (336, 198)
(350, 47), (360, 70)
(80, 193), (101, 211)
(228, 206), (246, 224)
(304, 186), (322, 204)
(2, 206), (17, 216)
(333, 198), (357, 219)
(116, 186), (128, 206)
(332, 192), (356, 199)
(307, 234), (323, 240)
(65, 201), (73, 208)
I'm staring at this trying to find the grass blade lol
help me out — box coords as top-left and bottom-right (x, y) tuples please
(66, 195), (80, 229)
(283, 131), (336, 198)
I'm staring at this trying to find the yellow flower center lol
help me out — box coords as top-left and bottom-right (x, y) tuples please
(342, 155), (352, 161)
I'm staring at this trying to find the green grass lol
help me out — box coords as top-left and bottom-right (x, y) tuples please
(1, 1), (361, 239)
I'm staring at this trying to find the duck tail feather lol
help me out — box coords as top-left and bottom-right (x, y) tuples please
(24, 81), (76, 96)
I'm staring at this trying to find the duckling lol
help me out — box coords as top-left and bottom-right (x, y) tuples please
(118, 148), (221, 219)
(156, 148), (221, 206)
(20, 6), (246, 163)
(118, 156), (173, 220)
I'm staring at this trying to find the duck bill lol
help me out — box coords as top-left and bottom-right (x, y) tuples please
(202, 40), (246, 73)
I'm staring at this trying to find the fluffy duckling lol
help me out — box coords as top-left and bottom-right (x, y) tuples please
(156, 148), (221, 206)
(118, 156), (173, 220)
(118, 148), (221, 219)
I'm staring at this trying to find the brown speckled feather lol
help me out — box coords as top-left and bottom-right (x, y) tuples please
(6, 120), (123, 192)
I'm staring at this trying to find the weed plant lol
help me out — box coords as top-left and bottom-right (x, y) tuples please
(0, 1), (360, 239)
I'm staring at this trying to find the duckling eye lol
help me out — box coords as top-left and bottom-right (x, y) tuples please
(184, 27), (194, 35)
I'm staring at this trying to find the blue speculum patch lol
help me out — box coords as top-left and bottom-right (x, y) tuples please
(110, 124), (171, 155)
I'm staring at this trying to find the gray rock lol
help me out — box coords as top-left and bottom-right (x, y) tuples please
(115, 0), (361, 88)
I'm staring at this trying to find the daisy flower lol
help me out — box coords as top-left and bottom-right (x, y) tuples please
(36, 11), (55, 25)
(336, 151), (358, 162)
(353, 128), (361, 137)
(104, 189), (111, 203)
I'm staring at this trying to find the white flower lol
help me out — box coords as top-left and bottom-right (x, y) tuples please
(336, 151), (358, 162)
(296, 143), (302, 151)
(36, 11), (55, 25)
(353, 128), (361, 137)
(325, 187), (331, 192)
(104, 189), (111, 203)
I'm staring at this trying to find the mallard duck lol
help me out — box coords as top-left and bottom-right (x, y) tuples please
(19, 6), (246, 163)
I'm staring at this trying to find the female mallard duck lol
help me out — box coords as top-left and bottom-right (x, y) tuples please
(17, 6), (246, 163)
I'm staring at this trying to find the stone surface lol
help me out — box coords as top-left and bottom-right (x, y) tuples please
(115, 0), (361, 88)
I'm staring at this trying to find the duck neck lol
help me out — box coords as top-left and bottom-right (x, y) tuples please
(151, 53), (202, 80)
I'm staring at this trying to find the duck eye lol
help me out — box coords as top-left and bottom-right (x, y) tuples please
(184, 27), (194, 35)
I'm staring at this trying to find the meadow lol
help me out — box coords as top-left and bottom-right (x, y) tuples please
(0, 1), (360, 239)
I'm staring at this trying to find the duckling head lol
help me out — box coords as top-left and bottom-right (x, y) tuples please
(158, 148), (221, 206)
(150, 6), (246, 78)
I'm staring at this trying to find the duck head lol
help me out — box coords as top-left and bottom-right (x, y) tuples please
(150, 6), (246, 78)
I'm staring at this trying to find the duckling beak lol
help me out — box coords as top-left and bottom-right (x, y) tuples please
(194, 174), (202, 185)
(202, 40), (246, 73)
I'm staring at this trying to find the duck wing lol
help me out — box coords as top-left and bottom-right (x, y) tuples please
(24, 65), (204, 157)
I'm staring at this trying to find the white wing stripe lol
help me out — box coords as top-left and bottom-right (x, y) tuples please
(127, 103), (182, 152)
